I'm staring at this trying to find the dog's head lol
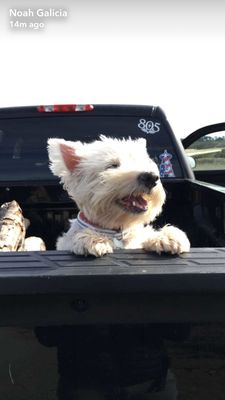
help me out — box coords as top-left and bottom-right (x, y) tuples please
(47, 136), (166, 230)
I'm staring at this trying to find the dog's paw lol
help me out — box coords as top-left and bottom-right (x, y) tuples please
(89, 241), (114, 257)
(71, 230), (114, 257)
(143, 225), (190, 255)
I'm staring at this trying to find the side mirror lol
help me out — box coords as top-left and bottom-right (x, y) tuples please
(186, 156), (196, 169)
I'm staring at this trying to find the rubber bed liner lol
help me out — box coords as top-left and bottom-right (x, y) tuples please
(0, 248), (225, 326)
(0, 248), (224, 295)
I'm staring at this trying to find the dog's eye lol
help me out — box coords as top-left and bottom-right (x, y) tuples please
(106, 161), (120, 169)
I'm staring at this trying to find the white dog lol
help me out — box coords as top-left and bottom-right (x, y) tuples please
(47, 136), (190, 257)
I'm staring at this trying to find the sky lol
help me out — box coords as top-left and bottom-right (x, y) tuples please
(1, 0), (225, 137)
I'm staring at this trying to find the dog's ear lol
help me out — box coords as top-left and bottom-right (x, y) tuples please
(47, 138), (82, 176)
(59, 143), (81, 172)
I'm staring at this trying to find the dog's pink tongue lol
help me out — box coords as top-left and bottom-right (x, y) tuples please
(123, 195), (148, 211)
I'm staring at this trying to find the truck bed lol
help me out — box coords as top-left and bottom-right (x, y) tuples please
(1, 248), (225, 326)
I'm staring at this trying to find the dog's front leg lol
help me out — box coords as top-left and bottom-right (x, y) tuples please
(57, 228), (114, 257)
(142, 225), (190, 255)
(75, 229), (114, 257)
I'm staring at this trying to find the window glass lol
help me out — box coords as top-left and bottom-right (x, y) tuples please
(0, 116), (183, 181)
(185, 131), (225, 171)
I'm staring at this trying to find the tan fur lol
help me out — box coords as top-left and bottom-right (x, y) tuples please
(48, 136), (190, 257)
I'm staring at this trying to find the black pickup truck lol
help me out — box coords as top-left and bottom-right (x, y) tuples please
(0, 105), (225, 400)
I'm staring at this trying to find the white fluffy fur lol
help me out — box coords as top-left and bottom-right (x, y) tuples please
(47, 136), (190, 257)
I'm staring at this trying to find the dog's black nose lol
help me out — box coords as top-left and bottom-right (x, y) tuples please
(138, 172), (159, 189)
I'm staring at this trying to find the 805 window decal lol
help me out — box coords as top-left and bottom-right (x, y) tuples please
(138, 118), (161, 134)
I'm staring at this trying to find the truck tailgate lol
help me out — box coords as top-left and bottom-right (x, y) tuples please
(0, 248), (225, 326)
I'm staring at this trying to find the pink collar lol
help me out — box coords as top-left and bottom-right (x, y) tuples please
(77, 212), (124, 239)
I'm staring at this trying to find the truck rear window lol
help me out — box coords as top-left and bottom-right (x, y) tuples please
(0, 115), (183, 181)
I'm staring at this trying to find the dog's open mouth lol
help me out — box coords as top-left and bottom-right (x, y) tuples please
(117, 195), (148, 214)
